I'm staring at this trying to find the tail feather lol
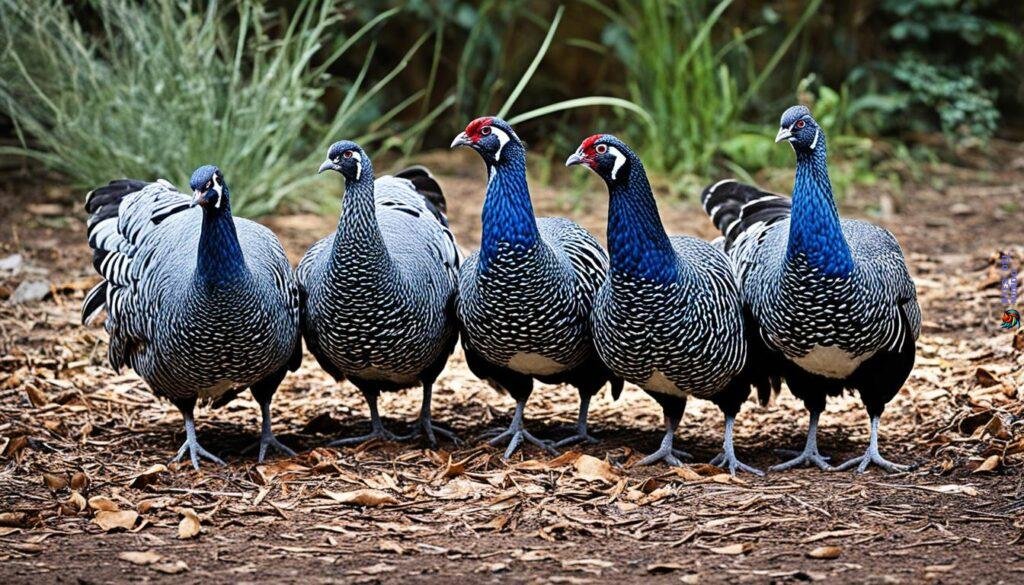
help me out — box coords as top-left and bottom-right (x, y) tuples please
(81, 281), (107, 325)
(396, 165), (447, 223)
(701, 179), (790, 250)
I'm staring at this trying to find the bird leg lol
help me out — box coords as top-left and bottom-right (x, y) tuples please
(832, 414), (910, 473)
(553, 391), (600, 448)
(171, 404), (225, 470)
(328, 391), (411, 447)
(709, 415), (763, 476)
(487, 399), (557, 459)
(254, 399), (296, 462)
(770, 409), (831, 471)
(405, 382), (460, 447)
(636, 411), (692, 467)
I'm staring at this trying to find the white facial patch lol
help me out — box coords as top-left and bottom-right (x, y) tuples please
(809, 127), (820, 150)
(491, 127), (511, 162)
(608, 146), (627, 180)
(211, 174), (224, 208)
(350, 150), (363, 180)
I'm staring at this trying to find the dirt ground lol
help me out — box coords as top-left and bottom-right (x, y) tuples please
(1, 146), (1023, 584)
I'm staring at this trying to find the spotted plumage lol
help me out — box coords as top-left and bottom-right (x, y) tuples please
(298, 142), (460, 446)
(702, 105), (920, 473)
(452, 117), (622, 456)
(568, 135), (758, 474)
(82, 167), (301, 468)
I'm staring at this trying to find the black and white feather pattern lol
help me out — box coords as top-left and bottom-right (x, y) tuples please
(297, 168), (460, 390)
(82, 180), (300, 403)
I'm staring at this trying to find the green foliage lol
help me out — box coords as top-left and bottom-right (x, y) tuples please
(591, 0), (822, 184)
(0, 0), (436, 216)
(876, 0), (1021, 145)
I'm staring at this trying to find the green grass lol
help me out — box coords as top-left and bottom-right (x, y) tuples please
(0, 0), (439, 216)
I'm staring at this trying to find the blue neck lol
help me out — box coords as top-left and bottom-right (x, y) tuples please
(787, 137), (854, 278)
(478, 148), (539, 271)
(606, 157), (678, 282)
(195, 204), (249, 288)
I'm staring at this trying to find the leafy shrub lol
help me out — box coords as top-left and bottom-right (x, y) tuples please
(0, 0), (435, 216)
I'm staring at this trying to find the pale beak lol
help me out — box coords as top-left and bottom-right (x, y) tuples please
(565, 152), (587, 167)
(775, 126), (793, 143)
(318, 160), (337, 174)
(190, 189), (203, 208)
(450, 132), (472, 149)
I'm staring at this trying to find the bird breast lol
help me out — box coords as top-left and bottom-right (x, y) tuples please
(791, 344), (871, 379)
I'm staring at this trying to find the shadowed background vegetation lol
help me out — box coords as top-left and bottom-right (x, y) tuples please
(1, 0), (1021, 215)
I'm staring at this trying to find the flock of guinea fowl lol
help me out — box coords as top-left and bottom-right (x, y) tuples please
(80, 105), (919, 477)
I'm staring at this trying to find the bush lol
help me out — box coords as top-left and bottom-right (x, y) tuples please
(0, 0), (435, 216)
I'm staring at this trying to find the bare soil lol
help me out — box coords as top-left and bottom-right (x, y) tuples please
(1, 147), (1023, 584)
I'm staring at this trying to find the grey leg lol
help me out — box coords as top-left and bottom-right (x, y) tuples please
(832, 414), (909, 473)
(553, 391), (600, 448)
(256, 400), (296, 462)
(770, 409), (831, 472)
(710, 415), (764, 476)
(171, 406), (225, 470)
(487, 399), (557, 459)
(407, 382), (460, 447)
(328, 391), (410, 447)
(636, 411), (692, 467)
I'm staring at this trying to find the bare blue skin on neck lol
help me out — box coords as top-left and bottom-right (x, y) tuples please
(605, 155), (678, 283)
(478, 144), (540, 272)
(195, 195), (250, 288)
(786, 134), (855, 278)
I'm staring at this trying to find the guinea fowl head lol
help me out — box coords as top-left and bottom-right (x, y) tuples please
(566, 134), (636, 186)
(189, 165), (229, 210)
(775, 105), (824, 153)
(318, 140), (371, 184)
(450, 117), (524, 167)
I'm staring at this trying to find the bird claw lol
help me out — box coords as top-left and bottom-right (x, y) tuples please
(832, 447), (910, 474)
(769, 446), (832, 472)
(636, 444), (690, 467)
(257, 433), (296, 463)
(327, 426), (411, 448)
(407, 417), (462, 448)
(775, 448), (831, 461)
(710, 451), (764, 476)
(489, 425), (557, 459)
(552, 431), (600, 448)
(172, 438), (225, 470)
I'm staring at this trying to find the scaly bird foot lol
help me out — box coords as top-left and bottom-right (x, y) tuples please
(636, 445), (692, 467)
(327, 426), (412, 448)
(488, 425), (557, 459)
(407, 416), (461, 448)
(172, 438), (225, 470)
(552, 430), (600, 449)
(832, 447), (910, 474)
(769, 446), (832, 472)
(709, 451), (764, 476)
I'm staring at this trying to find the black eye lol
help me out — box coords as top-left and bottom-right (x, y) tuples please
(796, 120), (806, 129)
(595, 144), (607, 154)
(481, 126), (491, 136)
(343, 150), (353, 159)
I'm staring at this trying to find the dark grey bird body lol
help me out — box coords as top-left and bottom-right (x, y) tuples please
(568, 134), (757, 473)
(83, 170), (301, 467)
(298, 145), (459, 446)
(702, 105), (920, 473)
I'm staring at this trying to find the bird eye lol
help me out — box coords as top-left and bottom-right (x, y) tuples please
(796, 120), (806, 129)
(204, 181), (212, 190)
(481, 126), (491, 136)
(343, 150), (353, 159)
(595, 144), (607, 154)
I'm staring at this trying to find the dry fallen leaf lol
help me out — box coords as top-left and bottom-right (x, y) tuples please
(88, 496), (119, 512)
(119, 550), (163, 565)
(972, 455), (1001, 473)
(323, 489), (399, 507)
(129, 464), (168, 488)
(0, 512), (27, 527)
(177, 508), (201, 539)
(93, 510), (139, 532)
(709, 543), (753, 555)
(42, 472), (67, 491)
(573, 455), (619, 484)
(66, 491), (87, 512)
(920, 484), (979, 496)
(70, 471), (89, 491)
(153, 561), (189, 575)
(806, 546), (842, 559)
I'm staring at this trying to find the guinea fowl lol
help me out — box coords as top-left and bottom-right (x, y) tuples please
(567, 135), (759, 474)
(701, 105), (920, 473)
(451, 117), (622, 457)
(82, 167), (301, 469)
(297, 142), (460, 447)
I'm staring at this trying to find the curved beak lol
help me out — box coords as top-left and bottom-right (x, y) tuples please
(318, 160), (337, 175)
(775, 126), (793, 143)
(565, 151), (587, 167)
(450, 132), (472, 149)
(190, 189), (203, 208)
